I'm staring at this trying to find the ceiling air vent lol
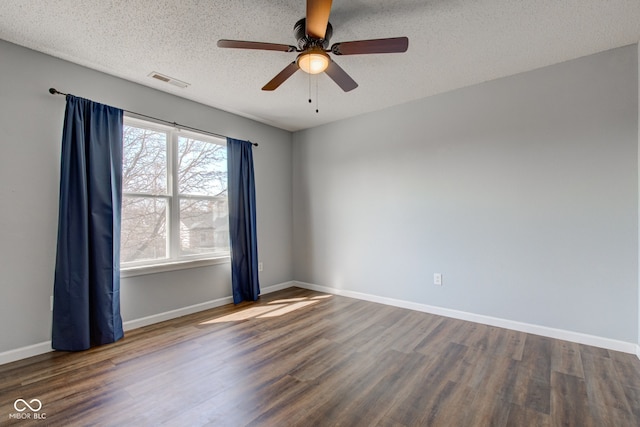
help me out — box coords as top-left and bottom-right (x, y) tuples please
(148, 72), (190, 89)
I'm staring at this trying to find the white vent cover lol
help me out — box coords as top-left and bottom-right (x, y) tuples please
(148, 72), (190, 89)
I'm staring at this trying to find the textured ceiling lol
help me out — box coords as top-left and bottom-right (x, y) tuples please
(1, 1), (640, 132)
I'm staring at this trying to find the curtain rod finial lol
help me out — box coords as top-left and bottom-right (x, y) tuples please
(49, 88), (69, 96)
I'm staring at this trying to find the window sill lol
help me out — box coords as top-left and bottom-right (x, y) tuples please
(121, 256), (230, 278)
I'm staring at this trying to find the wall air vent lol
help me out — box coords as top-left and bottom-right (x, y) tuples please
(148, 72), (190, 89)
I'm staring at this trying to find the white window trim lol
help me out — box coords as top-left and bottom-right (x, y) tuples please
(120, 116), (230, 275)
(121, 256), (230, 278)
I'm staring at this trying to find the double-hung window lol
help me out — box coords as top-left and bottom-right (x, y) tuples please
(121, 117), (229, 273)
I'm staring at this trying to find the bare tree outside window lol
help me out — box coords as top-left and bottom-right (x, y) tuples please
(177, 136), (228, 256)
(120, 120), (228, 265)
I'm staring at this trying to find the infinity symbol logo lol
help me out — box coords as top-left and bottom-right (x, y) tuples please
(14, 398), (42, 412)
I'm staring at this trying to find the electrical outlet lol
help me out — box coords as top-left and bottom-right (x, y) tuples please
(258, 262), (263, 272)
(434, 273), (442, 286)
(50, 296), (54, 311)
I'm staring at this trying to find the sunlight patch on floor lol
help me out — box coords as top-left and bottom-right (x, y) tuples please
(199, 294), (332, 324)
(257, 300), (319, 318)
(268, 297), (309, 304)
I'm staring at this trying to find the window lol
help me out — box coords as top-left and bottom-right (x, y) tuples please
(121, 117), (229, 270)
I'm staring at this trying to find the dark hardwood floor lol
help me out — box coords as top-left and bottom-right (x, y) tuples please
(1, 287), (639, 426)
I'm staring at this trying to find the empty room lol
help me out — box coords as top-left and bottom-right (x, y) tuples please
(1, 0), (640, 425)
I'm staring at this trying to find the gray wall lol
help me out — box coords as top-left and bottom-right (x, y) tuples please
(1, 37), (638, 354)
(293, 45), (639, 342)
(0, 40), (293, 353)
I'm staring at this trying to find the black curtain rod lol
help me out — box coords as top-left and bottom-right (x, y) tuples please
(48, 88), (258, 147)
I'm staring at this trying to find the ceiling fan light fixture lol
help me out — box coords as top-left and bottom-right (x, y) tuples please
(297, 50), (330, 74)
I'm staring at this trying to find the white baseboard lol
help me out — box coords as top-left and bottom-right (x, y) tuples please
(294, 281), (640, 356)
(262, 280), (297, 295)
(122, 296), (233, 331)
(123, 280), (297, 331)
(0, 341), (52, 366)
(0, 281), (296, 366)
(3, 281), (637, 365)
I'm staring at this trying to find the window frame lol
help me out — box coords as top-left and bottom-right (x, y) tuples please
(120, 116), (230, 277)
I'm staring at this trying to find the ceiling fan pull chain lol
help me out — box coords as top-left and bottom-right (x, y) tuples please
(308, 70), (312, 103)
(316, 75), (319, 113)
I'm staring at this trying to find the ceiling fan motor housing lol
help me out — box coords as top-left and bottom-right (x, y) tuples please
(294, 18), (333, 50)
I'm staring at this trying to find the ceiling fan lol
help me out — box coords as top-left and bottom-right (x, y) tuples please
(217, 0), (409, 92)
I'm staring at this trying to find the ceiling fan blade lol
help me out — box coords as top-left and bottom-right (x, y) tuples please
(262, 62), (300, 91)
(217, 39), (296, 52)
(306, 0), (332, 39)
(324, 60), (358, 92)
(331, 37), (409, 55)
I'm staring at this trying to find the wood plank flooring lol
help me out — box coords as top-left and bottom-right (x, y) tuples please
(1, 287), (639, 426)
